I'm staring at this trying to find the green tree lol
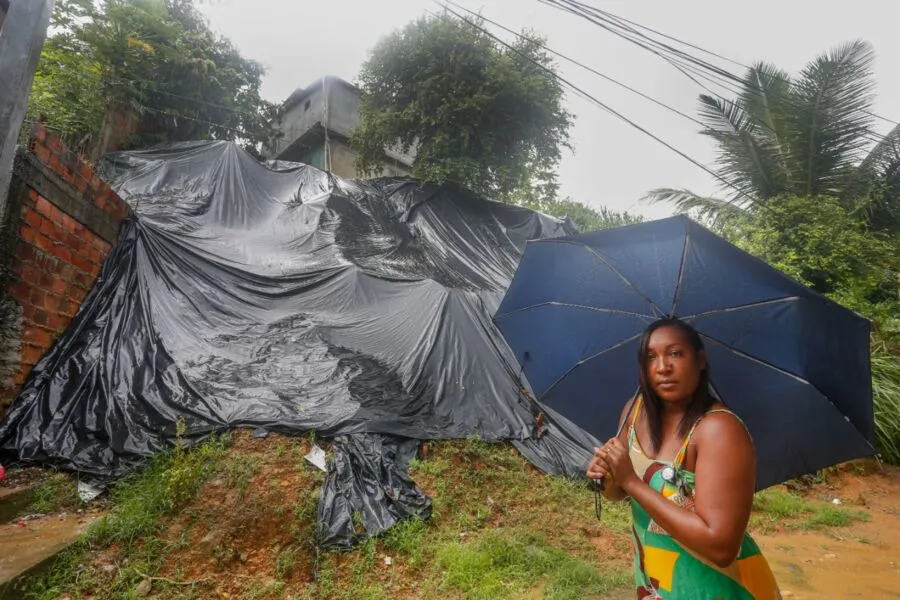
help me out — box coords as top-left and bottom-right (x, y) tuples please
(26, 36), (106, 156)
(517, 196), (643, 233)
(723, 195), (900, 462)
(28, 0), (280, 158)
(646, 41), (900, 232)
(351, 14), (573, 201)
(722, 195), (897, 312)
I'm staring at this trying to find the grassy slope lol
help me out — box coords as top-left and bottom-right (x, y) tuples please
(14, 431), (875, 600)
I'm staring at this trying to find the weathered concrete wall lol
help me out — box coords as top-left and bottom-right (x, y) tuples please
(274, 76), (415, 173)
(274, 78), (331, 157)
(328, 140), (359, 179)
(324, 77), (363, 139)
(328, 139), (409, 179)
(0, 124), (130, 416)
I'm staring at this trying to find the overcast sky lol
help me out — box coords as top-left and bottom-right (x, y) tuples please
(199, 0), (900, 219)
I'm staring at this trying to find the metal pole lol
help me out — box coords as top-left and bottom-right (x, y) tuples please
(0, 0), (55, 225)
(322, 77), (331, 172)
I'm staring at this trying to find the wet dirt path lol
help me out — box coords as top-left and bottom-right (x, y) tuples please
(757, 467), (900, 599)
(0, 512), (103, 585)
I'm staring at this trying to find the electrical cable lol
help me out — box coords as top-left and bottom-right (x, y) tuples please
(442, 0), (705, 128)
(540, 0), (900, 133)
(435, 1), (760, 206)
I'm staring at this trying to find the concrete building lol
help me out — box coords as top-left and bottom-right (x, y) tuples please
(272, 76), (414, 179)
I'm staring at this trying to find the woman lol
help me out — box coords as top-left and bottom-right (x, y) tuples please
(587, 318), (781, 599)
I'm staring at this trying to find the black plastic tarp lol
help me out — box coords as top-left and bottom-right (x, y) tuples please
(317, 434), (431, 549)
(0, 142), (593, 495)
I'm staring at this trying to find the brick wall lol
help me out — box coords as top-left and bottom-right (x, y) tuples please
(93, 99), (141, 162)
(0, 123), (130, 416)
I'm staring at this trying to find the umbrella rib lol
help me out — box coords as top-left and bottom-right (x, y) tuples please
(679, 296), (800, 321)
(707, 378), (726, 404)
(548, 240), (666, 318)
(669, 226), (691, 317)
(699, 331), (811, 385)
(494, 301), (656, 321)
(539, 333), (643, 401)
(699, 333), (874, 450)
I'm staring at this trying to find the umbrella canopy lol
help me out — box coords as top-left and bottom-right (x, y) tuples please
(494, 215), (875, 489)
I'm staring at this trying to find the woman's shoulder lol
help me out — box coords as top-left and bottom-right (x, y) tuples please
(692, 405), (754, 451)
(697, 404), (744, 428)
(705, 402), (735, 416)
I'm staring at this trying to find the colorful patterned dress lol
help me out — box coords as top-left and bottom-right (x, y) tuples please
(626, 398), (782, 599)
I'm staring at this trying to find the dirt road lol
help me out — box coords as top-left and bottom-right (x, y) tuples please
(757, 466), (900, 599)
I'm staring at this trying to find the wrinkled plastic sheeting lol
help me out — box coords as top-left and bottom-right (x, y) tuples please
(0, 141), (587, 481)
(318, 433), (431, 550)
(514, 403), (606, 480)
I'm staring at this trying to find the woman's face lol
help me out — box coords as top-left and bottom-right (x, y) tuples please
(645, 325), (706, 404)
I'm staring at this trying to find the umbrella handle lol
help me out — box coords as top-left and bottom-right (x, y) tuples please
(588, 477), (606, 520)
(592, 483), (604, 520)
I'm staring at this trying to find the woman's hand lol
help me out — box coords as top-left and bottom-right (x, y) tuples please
(593, 438), (639, 492)
(586, 444), (610, 482)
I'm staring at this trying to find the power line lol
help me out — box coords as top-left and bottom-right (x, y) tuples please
(441, 0), (705, 128)
(435, 0), (891, 199)
(541, 0), (746, 89)
(868, 111), (900, 127)
(90, 78), (277, 142)
(591, 4), (748, 70)
(537, 0), (892, 151)
(540, 0), (900, 130)
(134, 102), (246, 136)
(104, 76), (269, 121)
(593, 1), (899, 133)
(534, 0), (789, 123)
(434, 1), (759, 206)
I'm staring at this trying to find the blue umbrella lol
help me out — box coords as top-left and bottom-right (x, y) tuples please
(495, 216), (875, 489)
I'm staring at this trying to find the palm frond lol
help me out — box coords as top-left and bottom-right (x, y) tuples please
(642, 188), (749, 228)
(847, 123), (900, 232)
(845, 122), (900, 200)
(859, 122), (900, 174)
(790, 39), (877, 196)
(740, 62), (795, 191)
(697, 94), (785, 200)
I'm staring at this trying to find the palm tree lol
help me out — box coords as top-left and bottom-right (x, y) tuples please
(646, 40), (900, 231)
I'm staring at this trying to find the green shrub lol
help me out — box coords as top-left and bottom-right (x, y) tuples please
(871, 344), (900, 463)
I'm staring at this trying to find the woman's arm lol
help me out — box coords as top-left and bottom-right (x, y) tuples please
(586, 397), (636, 501)
(602, 413), (756, 567)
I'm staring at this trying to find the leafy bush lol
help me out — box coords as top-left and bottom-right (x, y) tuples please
(721, 195), (900, 464)
(871, 344), (900, 463)
(724, 195), (897, 307)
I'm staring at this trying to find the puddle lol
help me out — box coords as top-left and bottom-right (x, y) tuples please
(0, 512), (102, 585)
(756, 469), (900, 598)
